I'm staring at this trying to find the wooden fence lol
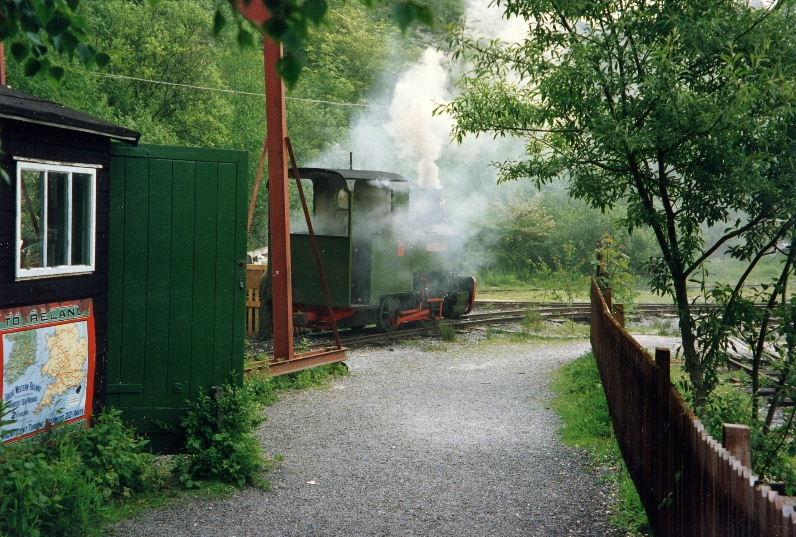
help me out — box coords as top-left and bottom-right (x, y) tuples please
(590, 279), (796, 536)
(246, 264), (266, 337)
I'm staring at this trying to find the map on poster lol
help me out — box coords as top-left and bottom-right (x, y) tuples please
(1, 300), (95, 443)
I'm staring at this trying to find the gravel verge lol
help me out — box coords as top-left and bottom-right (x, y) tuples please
(114, 336), (643, 537)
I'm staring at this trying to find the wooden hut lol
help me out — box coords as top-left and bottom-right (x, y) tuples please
(0, 86), (139, 442)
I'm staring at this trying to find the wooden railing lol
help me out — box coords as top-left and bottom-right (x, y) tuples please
(591, 279), (796, 536)
(246, 264), (266, 337)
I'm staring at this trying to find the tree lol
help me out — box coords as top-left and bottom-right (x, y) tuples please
(1, 0), (439, 89)
(0, 0), (108, 81)
(443, 0), (796, 404)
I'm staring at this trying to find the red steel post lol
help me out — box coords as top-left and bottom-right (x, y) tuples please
(264, 35), (294, 360)
(0, 41), (6, 86)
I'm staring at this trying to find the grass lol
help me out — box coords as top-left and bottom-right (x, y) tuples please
(481, 320), (590, 344)
(627, 318), (680, 337)
(477, 280), (661, 304)
(477, 255), (790, 305)
(551, 353), (650, 536)
(246, 362), (350, 407)
(105, 478), (237, 525)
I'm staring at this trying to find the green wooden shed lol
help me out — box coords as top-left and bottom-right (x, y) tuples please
(105, 144), (248, 450)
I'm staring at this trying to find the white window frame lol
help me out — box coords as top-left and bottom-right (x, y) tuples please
(15, 161), (97, 280)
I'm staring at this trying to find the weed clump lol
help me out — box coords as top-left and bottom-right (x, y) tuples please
(0, 404), (157, 537)
(247, 362), (349, 406)
(523, 310), (543, 332)
(176, 384), (267, 488)
(439, 322), (457, 342)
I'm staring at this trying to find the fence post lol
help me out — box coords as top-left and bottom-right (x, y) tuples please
(654, 346), (672, 534)
(723, 423), (752, 469)
(614, 304), (625, 327)
(655, 347), (671, 380)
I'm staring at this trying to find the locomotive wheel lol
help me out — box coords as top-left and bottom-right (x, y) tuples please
(377, 297), (401, 332)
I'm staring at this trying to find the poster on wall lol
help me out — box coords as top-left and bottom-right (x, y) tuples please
(0, 299), (95, 443)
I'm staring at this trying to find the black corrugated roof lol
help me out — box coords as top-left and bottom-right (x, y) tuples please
(291, 168), (407, 182)
(0, 85), (140, 143)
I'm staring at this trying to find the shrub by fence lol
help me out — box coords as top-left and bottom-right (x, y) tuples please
(590, 279), (796, 536)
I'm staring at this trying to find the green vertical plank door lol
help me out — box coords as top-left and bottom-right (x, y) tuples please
(190, 161), (218, 396)
(108, 144), (248, 445)
(231, 159), (248, 383)
(167, 160), (196, 407)
(107, 156), (126, 396)
(119, 157), (149, 408)
(143, 159), (173, 408)
(212, 162), (236, 385)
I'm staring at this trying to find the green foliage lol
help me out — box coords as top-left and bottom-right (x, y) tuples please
(522, 309), (543, 332)
(215, 0), (436, 86)
(65, 409), (157, 499)
(176, 384), (267, 488)
(537, 241), (589, 304)
(246, 362), (349, 406)
(438, 321), (457, 342)
(551, 353), (649, 535)
(470, 198), (554, 276)
(470, 190), (657, 288)
(594, 234), (639, 307)
(0, 446), (100, 537)
(0, 0), (108, 81)
(445, 0), (796, 404)
(0, 406), (156, 537)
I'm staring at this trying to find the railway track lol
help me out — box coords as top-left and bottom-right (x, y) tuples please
(248, 303), (603, 361)
(244, 300), (725, 374)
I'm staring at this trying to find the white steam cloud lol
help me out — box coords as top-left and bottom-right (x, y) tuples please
(386, 49), (452, 189)
(310, 0), (534, 271)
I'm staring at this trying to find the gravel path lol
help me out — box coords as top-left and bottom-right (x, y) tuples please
(114, 336), (673, 537)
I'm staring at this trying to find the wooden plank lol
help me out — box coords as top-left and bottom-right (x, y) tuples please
(247, 264), (266, 288)
(107, 156), (126, 389)
(167, 159), (196, 407)
(212, 162), (237, 385)
(246, 286), (262, 337)
(190, 161), (218, 396)
(231, 160), (248, 381)
(119, 156), (149, 408)
(143, 159), (173, 408)
(111, 144), (247, 164)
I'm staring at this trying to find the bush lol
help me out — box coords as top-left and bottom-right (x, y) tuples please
(0, 446), (102, 537)
(438, 322), (457, 342)
(65, 409), (157, 498)
(0, 403), (155, 537)
(176, 384), (266, 488)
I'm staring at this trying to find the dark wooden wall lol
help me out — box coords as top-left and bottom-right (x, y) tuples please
(0, 119), (112, 414)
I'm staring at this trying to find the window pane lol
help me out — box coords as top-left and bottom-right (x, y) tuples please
(19, 170), (45, 269)
(46, 172), (69, 267)
(71, 173), (92, 266)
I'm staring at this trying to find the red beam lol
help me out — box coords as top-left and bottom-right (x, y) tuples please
(264, 35), (294, 360)
(0, 42), (6, 86)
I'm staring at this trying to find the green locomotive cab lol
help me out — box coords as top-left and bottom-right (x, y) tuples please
(260, 168), (476, 335)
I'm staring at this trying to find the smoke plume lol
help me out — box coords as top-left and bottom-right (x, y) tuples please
(385, 49), (452, 189)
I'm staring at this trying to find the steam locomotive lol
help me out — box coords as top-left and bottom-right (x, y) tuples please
(260, 168), (476, 334)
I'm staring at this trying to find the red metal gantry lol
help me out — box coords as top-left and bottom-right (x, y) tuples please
(237, 1), (347, 375)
